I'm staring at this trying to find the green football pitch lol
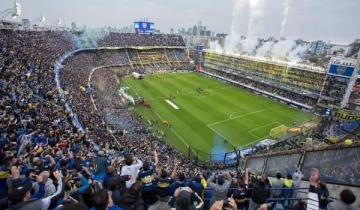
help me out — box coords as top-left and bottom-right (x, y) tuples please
(122, 72), (315, 160)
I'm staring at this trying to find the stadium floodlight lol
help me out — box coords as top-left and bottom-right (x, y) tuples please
(13, 2), (22, 18)
(40, 14), (45, 22)
(32, 13), (45, 24)
(0, 2), (22, 20)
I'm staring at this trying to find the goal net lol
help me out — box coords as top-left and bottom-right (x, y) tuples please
(270, 125), (288, 139)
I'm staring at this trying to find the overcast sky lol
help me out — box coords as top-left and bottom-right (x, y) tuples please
(1, 0), (359, 43)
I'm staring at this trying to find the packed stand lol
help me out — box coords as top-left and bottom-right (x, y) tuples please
(0, 29), (74, 100)
(318, 76), (350, 107)
(127, 48), (191, 70)
(99, 33), (185, 48)
(203, 52), (325, 95)
(203, 68), (318, 108)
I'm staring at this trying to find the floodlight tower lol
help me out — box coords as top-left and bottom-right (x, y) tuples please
(0, 2), (22, 20)
(33, 14), (46, 24)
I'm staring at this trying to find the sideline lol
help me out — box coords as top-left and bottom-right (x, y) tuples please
(153, 111), (189, 148)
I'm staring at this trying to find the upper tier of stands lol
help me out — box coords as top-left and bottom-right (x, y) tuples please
(98, 33), (185, 47)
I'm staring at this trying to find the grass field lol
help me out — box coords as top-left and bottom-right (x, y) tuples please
(122, 72), (316, 160)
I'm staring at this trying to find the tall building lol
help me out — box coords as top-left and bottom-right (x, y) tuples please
(310, 40), (328, 56)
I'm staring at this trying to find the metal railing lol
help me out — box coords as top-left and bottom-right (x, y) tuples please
(202, 187), (332, 210)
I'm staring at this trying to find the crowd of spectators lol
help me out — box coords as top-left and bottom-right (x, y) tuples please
(127, 48), (192, 71)
(203, 53), (325, 94)
(318, 76), (349, 107)
(0, 30), (74, 99)
(204, 68), (318, 107)
(348, 78), (360, 110)
(1, 29), (359, 210)
(99, 33), (185, 48)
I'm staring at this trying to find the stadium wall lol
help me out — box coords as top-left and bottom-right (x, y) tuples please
(241, 146), (360, 207)
(239, 145), (360, 208)
(242, 147), (360, 186)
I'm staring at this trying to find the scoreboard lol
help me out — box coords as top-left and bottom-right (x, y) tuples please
(328, 64), (355, 78)
(328, 58), (358, 78)
(134, 21), (155, 34)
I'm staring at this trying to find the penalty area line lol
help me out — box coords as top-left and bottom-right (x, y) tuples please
(246, 121), (281, 146)
(208, 108), (271, 127)
(247, 121), (281, 133)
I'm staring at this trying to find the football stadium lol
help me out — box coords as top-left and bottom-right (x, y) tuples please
(0, 1), (360, 210)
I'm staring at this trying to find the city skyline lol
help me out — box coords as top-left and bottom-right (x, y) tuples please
(1, 0), (359, 43)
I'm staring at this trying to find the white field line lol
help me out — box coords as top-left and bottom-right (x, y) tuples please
(208, 108), (271, 127)
(165, 99), (179, 110)
(153, 111), (189, 148)
(247, 121), (281, 133)
(171, 128), (190, 148)
(245, 121), (282, 146)
(229, 112), (237, 119)
(248, 132), (261, 139)
(207, 125), (238, 148)
(229, 111), (247, 119)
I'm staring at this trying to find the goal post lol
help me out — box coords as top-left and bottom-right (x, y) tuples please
(269, 124), (288, 139)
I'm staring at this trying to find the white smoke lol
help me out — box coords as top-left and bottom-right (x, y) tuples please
(40, 14), (46, 22)
(119, 87), (135, 105)
(241, 37), (261, 55)
(270, 39), (295, 60)
(248, 0), (265, 37)
(255, 40), (275, 58)
(72, 28), (110, 49)
(221, 0), (310, 63)
(209, 40), (224, 53)
(280, 0), (290, 38)
(287, 43), (309, 62)
(225, 0), (249, 53)
(57, 18), (62, 26)
(250, 38), (310, 62)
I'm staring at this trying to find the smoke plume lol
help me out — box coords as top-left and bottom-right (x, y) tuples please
(72, 28), (110, 49)
(247, 0), (265, 37)
(280, 0), (290, 37)
(220, 0), (309, 63)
